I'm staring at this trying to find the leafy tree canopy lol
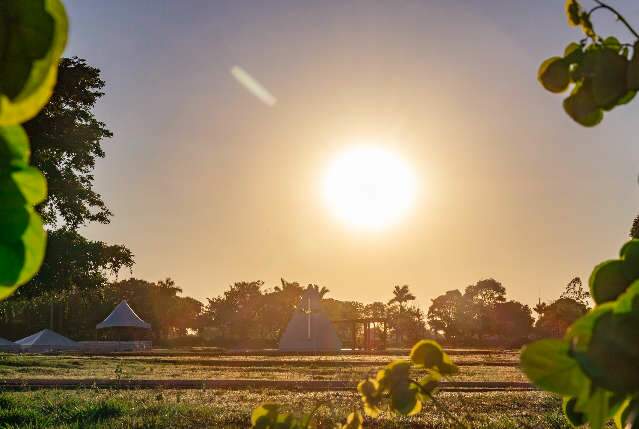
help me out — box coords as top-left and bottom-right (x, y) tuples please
(25, 57), (113, 228)
(16, 228), (133, 299)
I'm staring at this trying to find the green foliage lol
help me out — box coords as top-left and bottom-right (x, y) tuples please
(25, 57), (115, 228)
(0, 0), (68, 300)
(539, 0), (639, 126)
(538, 57), (571, 93)
(356, 340), (466, 426)
(250, 403), (362, 429)
(522, 241), (639, 429)
(563, 397), (587, 427)
(0, 0), (68, 125)
(428, 279), (533, 345)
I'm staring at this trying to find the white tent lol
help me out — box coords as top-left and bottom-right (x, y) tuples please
(16, 329), (78, 351)
(96, 300), (151, 330)
(278, 287), (342, 352)
(0, 337), (17, 350)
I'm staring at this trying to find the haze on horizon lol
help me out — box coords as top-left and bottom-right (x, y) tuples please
(66, 0), (639, 308)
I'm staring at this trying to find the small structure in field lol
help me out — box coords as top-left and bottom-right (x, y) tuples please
(0, 337), (18, 351)
(90, 300), (152, 351)
(16, 329), (78, 352)
(278, 287), (342, 352)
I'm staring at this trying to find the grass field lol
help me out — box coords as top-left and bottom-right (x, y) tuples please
(0, 389), (569, 428)
(0, 351), (522, 382)
(0, 350), (577, 428)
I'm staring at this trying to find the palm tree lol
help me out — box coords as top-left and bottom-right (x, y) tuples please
(388, 285), (415, 309)
(308, 284), (329, 298)
(388, 285), (415, 346)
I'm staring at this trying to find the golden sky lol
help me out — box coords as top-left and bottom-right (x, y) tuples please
(67, 0), (639, 308)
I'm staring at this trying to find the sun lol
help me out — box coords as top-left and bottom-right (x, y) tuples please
(322, 145), (417, 230)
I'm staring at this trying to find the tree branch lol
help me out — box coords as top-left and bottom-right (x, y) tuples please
(590, 0), (639, 40)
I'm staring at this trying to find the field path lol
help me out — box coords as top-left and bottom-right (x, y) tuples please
(0, 378), (536, 392)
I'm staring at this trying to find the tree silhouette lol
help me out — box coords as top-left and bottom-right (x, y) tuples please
(631, 214), (639, 239)
(388, 285), (416, 308)
(307, 284), (330, 298)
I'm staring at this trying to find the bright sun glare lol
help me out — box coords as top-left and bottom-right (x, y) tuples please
(322, 145), (417, 230)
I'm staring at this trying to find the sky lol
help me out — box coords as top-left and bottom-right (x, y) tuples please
(65, 0), (639, 309)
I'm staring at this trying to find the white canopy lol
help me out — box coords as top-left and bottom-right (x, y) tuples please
(16, 329), (77, 347)
(0, 337), (16, 346)
(96, 300), (151, 330)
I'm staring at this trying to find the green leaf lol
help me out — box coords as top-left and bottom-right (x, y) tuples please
(577, 388), (611, 429)
(563, 81), (603, 126)
(418, 371), (441, 395)
(589, 260), (632, 304)
(563, 396), (587, 427)
(574, 309), (639, 394)
(538, 57), (571, 93)
(583, 49), (628, 108)
(251, 404), (280, 428)
(614, 399), (639, 429)
(564, 42), (584, 64)
(385, 360), (411, 388)
(565, 303), (615, 350)
(603, 37), (622, 52)
(0, 125), (29, 167)
(0, 207), (46, 300)
(520, 339), (590, 397)
(615, 90), (636, 107)
(0, 0), (68, 126)
(439, 352), (459, 375)
(410, 340), (443, 369)
(620, 240), (639, 281)
(627, 42), (639, 90)
(565, 0), (582, 27)
(390, 382), (421, 416)
(614, 280), (639, 315)
(339, 411), (363, 429)
(358, 378), (381, 417)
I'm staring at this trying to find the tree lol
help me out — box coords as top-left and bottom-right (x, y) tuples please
(13, 58), (135, 300)
(0, 0), (68, 300)
(490, 301), (534, 345)
(307, 284), (330, 298)
(15, 229), (133, 299)
(427, 290), (465, 340)
(631, 214), (639, 239)
(534, 278), (590, 338)
(387, 285), (416, 345)
(25, 57), (113, 229)
(463, 278), (507, 338)
(559, 276), (590, 307)
(388, 285), (416, 309)
(535, 297), (588, 338)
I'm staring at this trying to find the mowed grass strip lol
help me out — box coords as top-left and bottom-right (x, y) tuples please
(0, 389), (571, 428)
(0, 357), (527, 382)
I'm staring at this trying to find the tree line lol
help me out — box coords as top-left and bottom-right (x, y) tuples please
(0, 56), (608, 348)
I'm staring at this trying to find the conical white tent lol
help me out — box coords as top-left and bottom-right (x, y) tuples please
(16, 329), (78, 351)
(278, 287), (342, 352)
(96, 300), (151, 330)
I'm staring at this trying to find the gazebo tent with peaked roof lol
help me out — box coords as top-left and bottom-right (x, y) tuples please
(16, 329), (78, 352)
(96, 300), (151, 341)
(278, 287), (342, 352)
